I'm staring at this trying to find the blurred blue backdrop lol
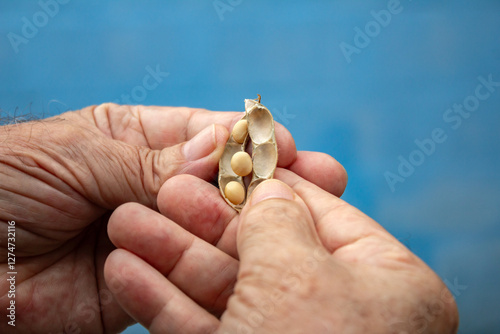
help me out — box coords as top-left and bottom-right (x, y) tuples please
(1, 1), (499, 333)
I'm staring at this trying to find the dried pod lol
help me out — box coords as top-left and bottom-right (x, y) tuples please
(218, 95), (278, 212)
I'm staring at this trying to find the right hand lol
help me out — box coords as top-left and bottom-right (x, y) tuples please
(104, 170), (458, 333)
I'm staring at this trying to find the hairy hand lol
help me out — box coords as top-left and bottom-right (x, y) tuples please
(104, 173), (458, 333)
(0, 103), (347, 333)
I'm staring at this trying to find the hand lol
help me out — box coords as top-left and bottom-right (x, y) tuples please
(0, 103), (347, 333)
(104, 171), (458, 333)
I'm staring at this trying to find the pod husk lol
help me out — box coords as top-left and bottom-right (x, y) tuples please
(218, 96), (278, 212)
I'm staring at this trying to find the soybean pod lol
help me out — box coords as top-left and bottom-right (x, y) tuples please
(218, 95), (278, 212)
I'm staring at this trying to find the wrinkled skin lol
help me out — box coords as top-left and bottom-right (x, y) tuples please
(104, 174), (459, 333)
(0, 103), (346, 333)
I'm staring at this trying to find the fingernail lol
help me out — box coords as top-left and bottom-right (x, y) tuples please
(250, 179), (295, 206)
(183, 125), (216, 161)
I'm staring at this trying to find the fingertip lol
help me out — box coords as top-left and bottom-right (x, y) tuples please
(108, 202), (152, 248)
(157, 174), (191, 212)
(238, 179), (320, 257)
(108, 203), (131, 245)
(289, 151), (348, 196)
(214, 123), (230, 149)
(212, 123), (230, 171)
(104, 249), (151, 299)
(157, 174), (205, 217)
(176, 124), (228, 181)
(248, 179), (295, 206)
(106, 248), (221, 333)
(103, 249), (116, 282)
(329, 154), (348, 196)
(182, 125), (216, 162)
(103, 249), (133, 295)
(109, 202), (141, 228)
(158, 174), (237, 246)
(274, 122), (298, 168)
(104, 248), (122, 274)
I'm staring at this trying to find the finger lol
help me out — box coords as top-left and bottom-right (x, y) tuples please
(104, 249), (219, 333)
(158, 174), (237, 247)
(77, 104), (239, 148)
(123, 123), (228, 209)
(237, 180), (324, 264)
(137, 105), (298, 165)
(79, 104), (299, 169)
(184, 108), (299, 169)
(94, 215), (136, 333)
(108, 203), (238, 315)
(289, 151), (347, 196)
(220, 180), (333, 332)
(51, 122), (228, 210)
(158, 174), (240, 259)
(237, 179), (320, 257)
(158, 151), (348, 259)
(275, 168), (393, 253)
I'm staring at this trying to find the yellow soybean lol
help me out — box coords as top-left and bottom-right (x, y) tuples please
(231, 151), (253, 176)
(232, 120), (248, 144)
(225, 181), (245, 205)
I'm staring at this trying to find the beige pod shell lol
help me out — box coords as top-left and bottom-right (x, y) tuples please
(218, 96), (278, 212)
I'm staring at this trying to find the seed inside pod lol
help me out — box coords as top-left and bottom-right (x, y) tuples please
(225, 181), (245, 205)
(218, 96), (278, 212)
(231, 151), (253, 176)
(232, 120), (248, 144)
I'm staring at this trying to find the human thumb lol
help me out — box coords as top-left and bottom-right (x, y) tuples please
(82, 123), (228, 209)
(237, 179), (322, 269)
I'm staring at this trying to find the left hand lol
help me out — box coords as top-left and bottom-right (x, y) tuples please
(0, 103), (347, 333)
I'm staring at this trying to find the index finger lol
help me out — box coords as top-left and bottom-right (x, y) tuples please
(81, 104), (299, 169)
(139, 106), (299, 168)
(275, 169), (395, 253)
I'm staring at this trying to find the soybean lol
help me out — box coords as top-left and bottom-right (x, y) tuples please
(225, 181), (245, 205)
(232, 120), (248, 144)
(231, 151), (253, 176)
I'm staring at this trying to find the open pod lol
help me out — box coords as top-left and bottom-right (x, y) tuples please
(218, 96), (278, 212)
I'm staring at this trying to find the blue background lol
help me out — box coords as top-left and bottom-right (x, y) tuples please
(1, 1), (499, 333)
